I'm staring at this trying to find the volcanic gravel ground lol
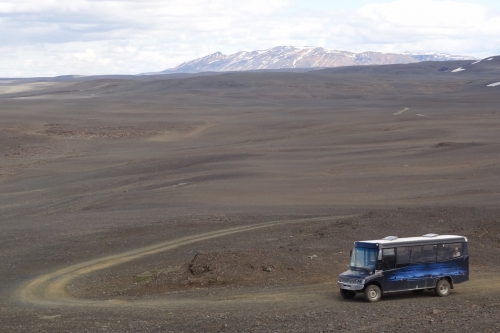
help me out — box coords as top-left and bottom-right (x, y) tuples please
(1, 59), (500, 332)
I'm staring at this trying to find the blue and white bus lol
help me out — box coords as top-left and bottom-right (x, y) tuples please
(338, 234), (469, 302)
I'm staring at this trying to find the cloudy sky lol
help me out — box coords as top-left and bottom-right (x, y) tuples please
(1, 0), (499, 77)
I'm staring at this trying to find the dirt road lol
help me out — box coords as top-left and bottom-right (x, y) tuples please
(16, 213), (500, 313)
(16, 215), (356, 308)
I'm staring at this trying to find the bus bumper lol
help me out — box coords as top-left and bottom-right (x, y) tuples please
(338, 282), (364, 291)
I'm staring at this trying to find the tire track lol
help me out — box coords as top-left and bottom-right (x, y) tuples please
(393, 107), (409, 115)
(16, 215), (357, 308)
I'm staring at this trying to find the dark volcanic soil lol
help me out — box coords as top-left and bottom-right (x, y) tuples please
(1, 59), (500, 332)
(67, 207), (500, 301)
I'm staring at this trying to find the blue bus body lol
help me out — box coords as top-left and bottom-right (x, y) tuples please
(338, 234), (469, 302)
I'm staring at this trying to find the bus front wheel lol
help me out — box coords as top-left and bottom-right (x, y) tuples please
(364, 284), (382, 302)
(435, 279), (451, 297)
(340, 289), (356, 299)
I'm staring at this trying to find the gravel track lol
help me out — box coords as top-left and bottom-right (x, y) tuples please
(16, 215), (357, 308)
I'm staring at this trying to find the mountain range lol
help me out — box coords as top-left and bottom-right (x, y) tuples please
(153, 46), (476, 74)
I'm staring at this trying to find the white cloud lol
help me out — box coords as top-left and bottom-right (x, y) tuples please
(0, 0), (89, 13)
(357, 0), (488, 28)
(0, 0), (498, 77)
(294, 0), (500, 56)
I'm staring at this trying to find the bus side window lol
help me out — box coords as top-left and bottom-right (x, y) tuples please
(396, 247), (410, 268)
(437, 243), (464, 260)
(411, 246), (421, 263)
(420, 245), (437, 262)
(437, 244), (450, 260)
(450, 243), (464, 258)
(382, 248), (395, 270)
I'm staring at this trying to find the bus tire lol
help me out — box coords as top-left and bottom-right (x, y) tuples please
(364, 284), (382, 302)
(340, 289), (356, 299)
(435, 279), (451, 297)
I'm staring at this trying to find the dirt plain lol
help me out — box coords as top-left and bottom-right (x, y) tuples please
(1, 58), (500, 332)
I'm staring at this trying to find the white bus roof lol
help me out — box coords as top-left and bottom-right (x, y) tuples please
(355, 234), (467, 247)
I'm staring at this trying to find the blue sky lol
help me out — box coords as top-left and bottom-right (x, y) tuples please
(0, 0), (499, 77)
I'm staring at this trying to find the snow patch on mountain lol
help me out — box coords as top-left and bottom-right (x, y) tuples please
(152, 46), (477, 75)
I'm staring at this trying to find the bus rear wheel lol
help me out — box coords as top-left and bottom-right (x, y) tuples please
(435, 279), (451, 297)
(364, 284), (381, 302)
(340, 289), (356, 299)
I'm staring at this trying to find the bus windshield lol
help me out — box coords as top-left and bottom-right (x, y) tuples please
(350, 247), (378, 271)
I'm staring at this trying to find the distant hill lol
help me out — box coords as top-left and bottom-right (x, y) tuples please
(149, 46), (477, 74)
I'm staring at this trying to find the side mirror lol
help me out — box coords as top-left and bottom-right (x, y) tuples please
(349, 250), (352, 258)
(376, 260), (383, 270)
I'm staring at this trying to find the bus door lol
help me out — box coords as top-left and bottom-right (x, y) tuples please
(381, 248), (399, 292)
(393, 246), (411, 291)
